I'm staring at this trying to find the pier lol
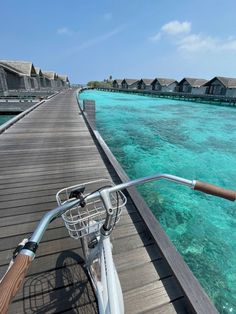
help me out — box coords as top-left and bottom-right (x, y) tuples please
(0, 89), (217, 313)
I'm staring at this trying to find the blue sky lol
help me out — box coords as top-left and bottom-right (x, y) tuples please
(1, 0), (236, 83)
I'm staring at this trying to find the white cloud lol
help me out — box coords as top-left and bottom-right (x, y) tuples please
(148, 20), (191, 43)
(178, 34), (236, 53)
(178, 34), (216, 52)
(66, 25), (126, 55)
(221, 39), (236, 51)
(149, 20), (236, 54)
(57, 27), (74, 36)
(149, 32), (162, 42)
(161, 20), (191, 36)
(104, 12), (112, 20)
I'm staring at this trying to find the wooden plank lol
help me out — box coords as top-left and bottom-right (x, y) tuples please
(0, 171), (106, 187)
(144, 298), (190, 314)
(123, 278), (184, 313)
(9, 279), (97, 314)
(114, 244), (161, 272)
(0, 204), (138, 228)
(0, 212), (142, 241)
(0, 227), (68, 252)
(119, 260), (172, 292)
(0, 159), (105, 175)
(0, 217), (144, 253)
(11, 263), (93, 302)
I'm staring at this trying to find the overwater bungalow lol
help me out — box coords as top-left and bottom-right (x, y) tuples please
(0, 60), (38, 91)
(151, 78), (178, 92)
(112, 79), (122, 88)
(137, 79), (154, 90)
(0, 62), (26, 94)
(177, 78), (207, 94)
(121, 79), (139, 89)
(0, 60), (70, 96)
(58, 75), (70, 88)
(204, 76), (236, 97)
(42, 71), (57, 89)
(0, 66), (8, 93)
(35, 67), (46, 89)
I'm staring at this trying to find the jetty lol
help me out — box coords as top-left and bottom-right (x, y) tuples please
(0, 89), (218, 313)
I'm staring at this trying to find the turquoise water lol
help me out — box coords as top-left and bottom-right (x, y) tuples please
(79, 90), (236, 313)
(0, 115), (15, 126)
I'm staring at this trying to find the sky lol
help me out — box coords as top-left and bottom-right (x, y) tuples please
(1, 0), (236, 83)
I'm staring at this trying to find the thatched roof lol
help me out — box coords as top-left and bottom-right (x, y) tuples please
(204, 76), (236, 88)
(0, 62), (24, 76)
(0, 60), (37, 76)
(58, 75), (69, 82)
(155, 78), (177, 86)
(42, 71), (57, 80)
(179, 78), (208, 87)
(140, 79), (154, 85)
(113, 79), (123, 84)
(122, 79), (139, 85)
(35, 67), (43, 76)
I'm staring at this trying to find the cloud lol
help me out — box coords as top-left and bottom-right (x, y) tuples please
(149, 32), (162, 42)
(178, 34), (236, 53)
(161, 20), (191, 35)
(178, 34), (216, 52)
(149, 20), (191, 42)
(103, 12), (112, 20)
(149, 20), (236, 54)
(57, 27), (74, 36)
(219, 38), (236, 51)
(66, 25), (126, 55)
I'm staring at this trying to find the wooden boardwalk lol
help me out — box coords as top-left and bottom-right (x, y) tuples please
(0, 89), (210, 313)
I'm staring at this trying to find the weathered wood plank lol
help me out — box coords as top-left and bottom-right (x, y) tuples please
(143, 299), (189, 314)
(123, 278), (184, 313)
(119, 260), (172, 292)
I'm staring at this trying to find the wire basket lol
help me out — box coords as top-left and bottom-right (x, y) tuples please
(56, 179), (127, 239)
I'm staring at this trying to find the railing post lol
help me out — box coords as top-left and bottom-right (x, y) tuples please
(83, 99), (96, 130)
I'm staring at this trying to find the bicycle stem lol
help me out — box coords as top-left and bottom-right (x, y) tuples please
(99, 173), (195, 233)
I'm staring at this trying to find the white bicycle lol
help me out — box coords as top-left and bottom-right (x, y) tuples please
(0, 173), (235, 314)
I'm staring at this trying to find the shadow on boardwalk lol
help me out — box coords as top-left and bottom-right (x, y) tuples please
(22, 251), (98, 313)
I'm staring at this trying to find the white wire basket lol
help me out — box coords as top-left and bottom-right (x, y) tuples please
(56, 179), (127, 239)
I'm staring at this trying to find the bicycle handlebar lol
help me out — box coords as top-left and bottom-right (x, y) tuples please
(0, 254), (32, 314)
(194, 180), (236, 201)
(0, 173), (235, 312)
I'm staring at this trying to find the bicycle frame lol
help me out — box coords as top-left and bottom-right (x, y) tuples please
(86, 234), (124, 314)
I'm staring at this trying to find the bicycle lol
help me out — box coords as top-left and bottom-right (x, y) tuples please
(0, 173), (235, 314)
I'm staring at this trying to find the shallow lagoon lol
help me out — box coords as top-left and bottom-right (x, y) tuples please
(0, 115), (15, 126)
(79, 90), (236, 313)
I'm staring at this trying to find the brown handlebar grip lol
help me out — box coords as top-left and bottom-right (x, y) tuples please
(0, 254), (32, 314)
(194, 181), (236, 201)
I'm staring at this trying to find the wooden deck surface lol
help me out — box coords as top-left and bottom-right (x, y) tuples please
(0, 89), (191, 313)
